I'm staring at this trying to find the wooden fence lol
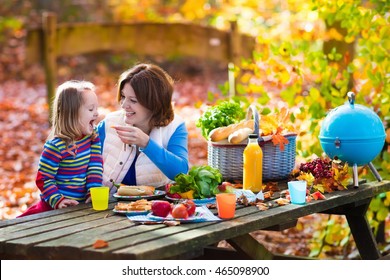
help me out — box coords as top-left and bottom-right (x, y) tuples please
(26, 12), (256, 109)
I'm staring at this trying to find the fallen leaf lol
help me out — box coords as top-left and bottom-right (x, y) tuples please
(237, 194), (251, 206)
(263, 191), (273, 200)
(163, 220), (181, 226)
(311, 191), (326, 200)
(256, 202), (269, 211)
(263, 182), (280, 192)
(93, 239), (109, 249)
(139, 221), (161, 225)
(275, 198), (290, 206)
(280, 190), (288, 198)
(206, 203), (217, 209)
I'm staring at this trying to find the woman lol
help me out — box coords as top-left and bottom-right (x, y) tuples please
(97, 63), (189, 195)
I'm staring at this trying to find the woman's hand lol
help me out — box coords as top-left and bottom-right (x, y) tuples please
(58, 198), (79, 209)
(112, 125), (150, 148)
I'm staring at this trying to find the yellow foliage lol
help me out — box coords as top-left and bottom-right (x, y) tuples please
(332, 162), (350, 189)
(385, 193), (390, 207)
(260, 107), (296, 135)
(260, 114), (279, 135)
(258, 107), (297, 150)
(279, 70), (291, 84)
(240, 72), (253, 84)
(180, 0), (207, 20)
(297, 172), (315, 187)
(327, 28), (343, 41)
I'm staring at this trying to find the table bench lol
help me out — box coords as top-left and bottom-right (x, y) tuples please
(1, 180), (389, 260)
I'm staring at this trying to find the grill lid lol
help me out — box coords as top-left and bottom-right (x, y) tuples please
(319, 92), (385, 142)
(319, 92), (385, 166)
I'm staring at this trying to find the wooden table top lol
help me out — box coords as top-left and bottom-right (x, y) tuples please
(1, 180), (389, 260)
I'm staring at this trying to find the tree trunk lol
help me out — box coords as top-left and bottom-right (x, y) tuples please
(323, 21), (355, 91)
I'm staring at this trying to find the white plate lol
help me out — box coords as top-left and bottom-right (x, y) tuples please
(113, 190), (166, 201)
(113, 209), (150, 216)
(165, 196), (216, 205)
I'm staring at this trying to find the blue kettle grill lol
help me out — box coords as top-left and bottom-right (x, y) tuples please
(319, 92), (385, 187)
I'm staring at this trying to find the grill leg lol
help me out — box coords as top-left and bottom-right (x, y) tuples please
(368, 162), (382, 182)
(353, 164), (359, 188)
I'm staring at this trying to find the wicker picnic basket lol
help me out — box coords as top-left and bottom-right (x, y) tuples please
(207, 105), (297, 182)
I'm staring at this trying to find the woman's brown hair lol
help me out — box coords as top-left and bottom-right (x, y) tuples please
(117, 63), (174, 128)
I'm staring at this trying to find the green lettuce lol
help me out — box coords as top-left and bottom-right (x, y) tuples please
(170, 165), (223, 199)
(196, 101), (245, 139)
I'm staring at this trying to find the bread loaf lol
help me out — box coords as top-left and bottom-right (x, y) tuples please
(117, 185), (155, 196)
(208, 120), (254, 142)
(228, 127), (254, 144)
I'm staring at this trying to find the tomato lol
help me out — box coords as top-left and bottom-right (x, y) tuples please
(171, 204), (189, 219)
(183, 200), (196, 216)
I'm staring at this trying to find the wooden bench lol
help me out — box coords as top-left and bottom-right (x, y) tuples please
(26, 13), (255, 113)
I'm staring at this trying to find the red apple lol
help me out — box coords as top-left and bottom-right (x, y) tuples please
(151, 200), (172, 217)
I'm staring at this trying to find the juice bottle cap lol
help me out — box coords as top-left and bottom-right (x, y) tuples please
(248, 134), (258, 139)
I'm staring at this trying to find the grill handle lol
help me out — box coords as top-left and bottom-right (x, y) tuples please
(347, 91), (355, 106)
(334, 137), (341, 149)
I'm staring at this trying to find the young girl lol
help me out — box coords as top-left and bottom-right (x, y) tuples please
(18, 80), (103, 217)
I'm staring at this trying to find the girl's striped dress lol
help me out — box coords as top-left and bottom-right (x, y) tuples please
(36, 133), (103, 209)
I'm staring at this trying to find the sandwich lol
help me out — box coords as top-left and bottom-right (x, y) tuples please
(117, 184), (155, 196)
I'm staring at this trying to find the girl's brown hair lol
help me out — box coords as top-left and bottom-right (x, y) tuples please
(49, 80), (96, 150)
(117, 63), (174, 128)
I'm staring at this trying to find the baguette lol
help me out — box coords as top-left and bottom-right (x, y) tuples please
(117, 185), (155, 196)
(228, 127), (254, 144)
(208, 120), (254, 142)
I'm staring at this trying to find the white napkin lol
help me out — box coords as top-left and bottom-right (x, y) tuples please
(233, 189), (264, 203)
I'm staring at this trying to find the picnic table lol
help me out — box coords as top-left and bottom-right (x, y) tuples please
(1, 180), (389, 260)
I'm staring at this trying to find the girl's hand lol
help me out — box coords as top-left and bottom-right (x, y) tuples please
(112, 125), (149, 148)
(85, 196), (91, 203)
(58, 198), (79, 209)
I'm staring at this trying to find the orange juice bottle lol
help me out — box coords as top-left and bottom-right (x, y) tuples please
(243, 134), (263, 193)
